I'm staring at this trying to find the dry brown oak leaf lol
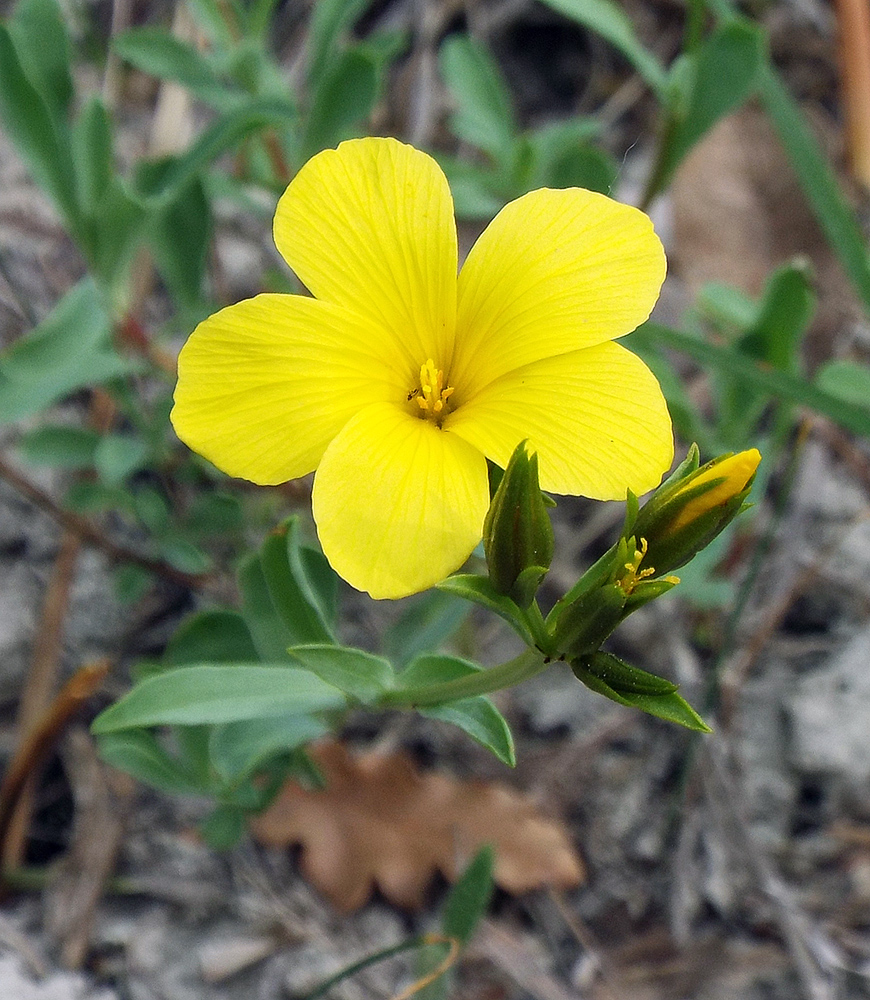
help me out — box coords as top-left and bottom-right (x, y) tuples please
(249, 740), (585, 912)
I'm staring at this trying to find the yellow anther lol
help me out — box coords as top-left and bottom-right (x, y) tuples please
(410, 359), (454, 424)
(618, 537), (656, 595)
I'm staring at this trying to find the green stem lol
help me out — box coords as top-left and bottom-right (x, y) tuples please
(300, 935), (442, 1000)
(380, 647), (549, 708)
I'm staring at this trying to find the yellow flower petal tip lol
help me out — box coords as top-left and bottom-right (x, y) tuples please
(671, 448), (761, 531)
(172, 136), (674, 599)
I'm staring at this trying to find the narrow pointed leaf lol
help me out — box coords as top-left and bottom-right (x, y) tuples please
(91, 665), (346, 732)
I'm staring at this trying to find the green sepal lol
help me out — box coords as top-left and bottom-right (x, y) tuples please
(571, 656), (711, 733)
(578, 651), (677, 695)
(621, 575), (681, 613)
(510, 564), (549, 609)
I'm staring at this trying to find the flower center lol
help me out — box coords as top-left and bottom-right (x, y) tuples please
(408, 359), (454, 424)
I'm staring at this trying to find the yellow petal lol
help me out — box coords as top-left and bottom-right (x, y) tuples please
(446, 342), (673, 499)
(274, 137), (457, 376)
(172, 294), (404, 485)
(312, 402), (489, 599)
(451, 188), (666, 399)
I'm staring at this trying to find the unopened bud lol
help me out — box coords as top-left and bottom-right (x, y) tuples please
(628, 446), (760, 576)
(483, 441), (554, 608)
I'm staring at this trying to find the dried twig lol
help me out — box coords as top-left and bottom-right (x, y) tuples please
(702, 739), (844, 1000)
(469, 920), (583, 1000)
(718, 507), (870, 726)
(0, 660), (110, 862)
(834, 0), (870, 190)
(0, 453), (214, 591)
(45, 728), (135, 969)
(548, 889), (622, 1000)
(1, 530), (81, 869)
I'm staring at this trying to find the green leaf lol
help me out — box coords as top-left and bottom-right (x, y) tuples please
(629, 323), (870, 438)
(148, 177), (212, 310)
(133, 485), (170, 534)
(288, 644), (394, 705)
(306, 0), (370, 87)
(158, 538), (213, 574)
(740, 260), (815, 371)
(525, 119), (601, 185)
(91, 664), (347, 732)
(90, 178), (148, 289)
(533, 140), (617, 195)
(302, 48), (378, 158)
(163, 609), (259, 666)
(97, 730), (203, 794)
(258, 520), (336, 645)
(199, 804), (246, 849)
(442, 845), (495, 946)
(383, 589), (473, 668)
(538, 0), (668, 97)
(185, 492), (244, 537)
(8, 0), (73, 124)
(184, 0), (238, 48)
(134, 97), (296, 205)
(71, 96), (114, 218)
(436, 575), (534, 646)
(423, 698), (515, 768)
(658, 20), (765, 186)
(65, 481), (132, 515)
(238, 552), (297, 661)
(0, 280), (134, 423)
(17, 426), (99, 469)
(0, 27), (80, 230)
(572, 660), (711, 732)
(298, 545), (340, 630)
(758, 63), (870, 315)
(94, 432), (150, 485)
(815, 360), (870, 411)
(113, 564), (155, 604)
(439, 34), (517, 161)
(209, 714), (328, 782)
(113, 27), (239, 110)
(438, 157), (506, 219)
(400, 655), (515, 767)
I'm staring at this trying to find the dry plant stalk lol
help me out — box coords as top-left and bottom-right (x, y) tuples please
(834, 0), (870, 190)
(1, 530), (81, 869)
(45, 728), (135, 969)
(0, 660), (110, 862)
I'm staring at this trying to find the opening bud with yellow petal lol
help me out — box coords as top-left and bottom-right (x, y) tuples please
(627, 445), (761, 577)
(483, 441), (555, 609)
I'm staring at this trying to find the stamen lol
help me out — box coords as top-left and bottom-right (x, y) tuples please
(409, 359), (454, 423)
(618, 538), (656, 594)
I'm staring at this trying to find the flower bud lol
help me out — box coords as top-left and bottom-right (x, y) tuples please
(483, 441), (554, 608)
(628, 447), (760, 576)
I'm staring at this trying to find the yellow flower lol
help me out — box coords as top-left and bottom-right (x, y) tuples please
(171, 137), (673, 599)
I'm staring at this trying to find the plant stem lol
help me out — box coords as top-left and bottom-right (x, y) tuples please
(300, 934), (454, 1000)
(380, 647), (549, 708)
